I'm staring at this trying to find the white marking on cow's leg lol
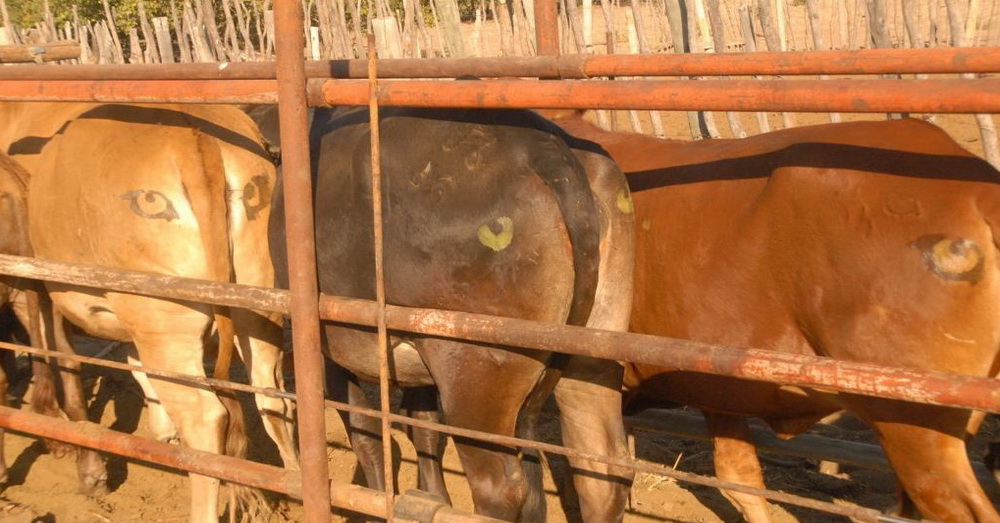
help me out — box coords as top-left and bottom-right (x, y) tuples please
(232, 307), (299, 469)
(477, 216), (514, 251)
(126, 347), (178, 443)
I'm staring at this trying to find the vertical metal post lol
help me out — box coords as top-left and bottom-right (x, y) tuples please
(535, 0), (560, 55)
(273, 0), (333, 521)
(367, 34), (396, 521)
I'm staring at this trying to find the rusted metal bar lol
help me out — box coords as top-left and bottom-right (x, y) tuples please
(310, 77), (1000, 113)
(0, 405), (302, 496)
(386, 407), (889, 520)
(625, 409), (1000, 492)
(535, 0), (560, 56)
(0, 405), (499, 522)
(366, 33), (397, 521)
(0, 79), (277, 103)
(273, 0), (331, 519)
(317, 297), (1000, 414)
(3, 77), (1000, 114)
(0, 341), (292, 400)
(1, 253), (999, 413)
(0, 40), (80, 63)
(0, 254), (287, 314)
(3, 48), (1000, 80)
(578, 46), (1000, 77)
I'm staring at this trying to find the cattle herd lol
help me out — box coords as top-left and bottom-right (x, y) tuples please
(0, 100), (996, 523)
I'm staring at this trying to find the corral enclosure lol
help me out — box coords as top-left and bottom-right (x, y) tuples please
(0, 0), (998, 522)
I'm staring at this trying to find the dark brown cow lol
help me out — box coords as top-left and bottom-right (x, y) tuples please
(269, 106), (635, 521)
(553, 113), (1000, 523)
(1, 102), (294, 522)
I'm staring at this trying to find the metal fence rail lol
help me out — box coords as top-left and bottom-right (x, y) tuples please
(2, 47), (1000, 80)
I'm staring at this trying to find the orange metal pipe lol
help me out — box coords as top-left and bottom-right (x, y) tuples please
(273, 0), (331, 519)
(3, 77), (1000, 114)
(3, 48), (1000, 81)
(581, 47), (1000, 77)
(310, 78), (1000, 113)
(0, 79), (277, 103)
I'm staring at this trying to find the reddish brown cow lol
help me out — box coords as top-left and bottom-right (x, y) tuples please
(554, 113), (1000, 523)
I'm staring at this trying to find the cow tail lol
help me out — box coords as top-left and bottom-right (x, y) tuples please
(515, 139), (604, 520)
(190, 132), (268, 519)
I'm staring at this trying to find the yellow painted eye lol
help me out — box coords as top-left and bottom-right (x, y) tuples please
(616, 190), (634, 215)
(478, 217), (514, 252)
(931, 238), (982, 276)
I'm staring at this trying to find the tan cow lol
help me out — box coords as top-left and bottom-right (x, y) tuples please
(553, 112), (1000, 523)
(0, 102), (295, 522)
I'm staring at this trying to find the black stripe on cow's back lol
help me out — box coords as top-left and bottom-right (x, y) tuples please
(523, 128), (601, 327)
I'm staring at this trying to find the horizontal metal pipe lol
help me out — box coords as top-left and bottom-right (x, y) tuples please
(0, 341), (292, 400)
(0, 405), (302, 496)
(2, 47), (999, 80)
(311, 78), (1000, 113)
(0, 79), (277, 103)
(0, 405), (499, 521)
(2, 255), (999, 413)
(2, 77), (999, 114)
(581, 47), (1000, 77)
(0, 40), (79, 63)
(627, 409), (1000, 502)
(0, 254), (287, 314)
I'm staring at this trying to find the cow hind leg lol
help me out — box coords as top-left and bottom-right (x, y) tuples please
(326, 359), (392, 491)
(553, 356), (633, 523)
(127, 347), (179, 444)
(232, 308), (298, 469)
(49, 308), (108, 494)
(401, 385), (451, 504)
(847, 399), (1000, 523)
(703, 411), (773, 523)
(117, 299), (235, 523)
(425, 340), (548, 521)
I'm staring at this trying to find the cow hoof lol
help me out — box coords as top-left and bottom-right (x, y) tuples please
(44, 438), (73, 458)
(78, 476), (109, 497)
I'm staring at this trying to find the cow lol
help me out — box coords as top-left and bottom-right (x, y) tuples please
(551, 111), (1000, 523)
(268, 106), (636, 521)
(0, 102), (296, 522)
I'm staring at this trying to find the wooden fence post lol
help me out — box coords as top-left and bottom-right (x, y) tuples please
(945, 0), (1000, 167)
